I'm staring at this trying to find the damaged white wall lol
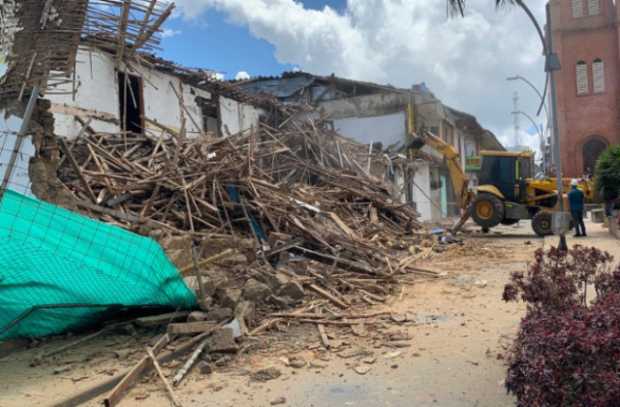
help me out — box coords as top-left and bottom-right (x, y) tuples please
(410, 161), (432, 222)
(332, 111), (406, 148)
(47, 48), (207, 138)
(46, 48), (263, 139)
(318, 93), (408, 120)
(0, 0), (19, 61)
(219, 96), (263, 136)
(0, 52), (34, 196)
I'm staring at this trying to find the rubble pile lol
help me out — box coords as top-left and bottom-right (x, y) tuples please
(57, 118), (431, 287)
(47, 117), (440, 405)
(56, 116), (440, 319)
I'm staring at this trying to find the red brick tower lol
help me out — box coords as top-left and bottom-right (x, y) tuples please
(550, 0), (620, 177)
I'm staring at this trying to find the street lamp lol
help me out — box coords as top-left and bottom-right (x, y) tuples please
(512, 110), (545, 169)
(505, 1), (568, 251)
(544, 3), (569, 251)
(506, 75), (549, 119)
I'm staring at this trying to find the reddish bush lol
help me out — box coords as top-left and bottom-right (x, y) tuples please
(503, 246), (620, 407)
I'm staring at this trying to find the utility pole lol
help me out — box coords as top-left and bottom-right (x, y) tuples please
(545, 2), (568, 251)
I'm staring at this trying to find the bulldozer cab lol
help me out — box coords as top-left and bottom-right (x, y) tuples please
(478, 151), (534, 203)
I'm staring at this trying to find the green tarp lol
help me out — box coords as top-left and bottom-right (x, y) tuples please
(0, 190), (196, 339)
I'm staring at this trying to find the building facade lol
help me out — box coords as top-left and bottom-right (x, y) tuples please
(550, 0), (620, 177)
(237, 73), (503, 221)
(46, 47), (266, 141)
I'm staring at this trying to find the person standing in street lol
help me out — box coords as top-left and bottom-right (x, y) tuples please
(568, 179), (587, 237)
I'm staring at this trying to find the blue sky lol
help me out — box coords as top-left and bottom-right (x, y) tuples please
(159, 0), (547, 150)
(161, 0), (347, 79)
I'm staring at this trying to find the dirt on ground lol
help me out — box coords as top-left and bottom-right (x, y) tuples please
(1, 220), (618, 407)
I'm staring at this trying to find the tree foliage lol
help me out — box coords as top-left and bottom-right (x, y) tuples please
(595, 145), (620, 201)
(447, 0), (516, 15)
(503, 246), (620, 407)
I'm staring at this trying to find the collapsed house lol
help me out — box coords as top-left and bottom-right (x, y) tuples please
(236, 73), (504, 221)
(0, 1), (490, 404)
(0, 0), (433, 341)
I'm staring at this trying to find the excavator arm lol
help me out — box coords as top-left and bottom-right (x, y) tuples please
(410, 131), (472, 211)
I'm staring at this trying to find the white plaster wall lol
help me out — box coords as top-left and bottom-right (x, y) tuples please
(458, 131), (466, 170)
(0, 62), (32, 194)
(318, 93), (409, 120)
(465, 138), (478, 157)
(333, 112), (406, 147)
(410, 161), (432, 222)
(46, 48), (211, 139)
(219, 96), (263, 136)
(49, 49), (118, 137)
(0, 110), (33, 196)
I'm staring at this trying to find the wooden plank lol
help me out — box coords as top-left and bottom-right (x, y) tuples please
(167, 321), (218, 335)
(317, 323), (330, 349)
(58, 138), (98, 204)
(328, 212), (360, 240)
(308, 284), (349, 309)
(129, 3), (176, 53)
(49, 103), (118, 123)
(103, 334), (170, 407)
(134, 312), (189, 328)
(116, 0), (131, 65)
(172, 336), (210, 387)
(179, 248), (235, 275)
(145, 346), (182, 407)
(55, 332), (211, 407)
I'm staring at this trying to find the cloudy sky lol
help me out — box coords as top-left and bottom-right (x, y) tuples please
(160, 0), (549, 150)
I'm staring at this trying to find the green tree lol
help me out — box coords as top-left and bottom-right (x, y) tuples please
(595, 145), (620, 201)
(448, 0), (516, 15)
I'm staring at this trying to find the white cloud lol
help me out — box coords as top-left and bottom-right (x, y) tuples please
(211, 72), (225, 81)
(235, 71), (251, 80)
(161, 28), (182, 38)
(174, 0), (548, 151)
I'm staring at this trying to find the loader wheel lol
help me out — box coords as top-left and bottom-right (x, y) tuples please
(472, 193), (504, 229)
(532, 212), (553, 237)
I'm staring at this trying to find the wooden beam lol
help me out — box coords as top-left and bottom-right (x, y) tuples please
(145, 346), (182, 407)
(167, 321), (217, 335)
(103, 334), (170, 407)
(58, 137), (98, 204)
(129, 3), (175, 54)
(116, 0), (131, 65)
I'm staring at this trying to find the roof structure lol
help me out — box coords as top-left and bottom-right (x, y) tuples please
(234, 71), (407, 102)
(446, 106), (504, 151)
(0, 0), (174, 99)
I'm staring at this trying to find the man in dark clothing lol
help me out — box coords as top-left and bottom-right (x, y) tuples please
(568, 179), (587, 237)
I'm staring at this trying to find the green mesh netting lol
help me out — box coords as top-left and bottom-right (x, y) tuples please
(0, 190), (196, 339)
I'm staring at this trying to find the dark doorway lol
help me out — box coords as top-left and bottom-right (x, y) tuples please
(582, 136), (608, 176)
(197, 96), (221, 137)
(117, 71), (144, 134)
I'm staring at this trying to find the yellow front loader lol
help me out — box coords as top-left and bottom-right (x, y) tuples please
(410, 131), (593, 236)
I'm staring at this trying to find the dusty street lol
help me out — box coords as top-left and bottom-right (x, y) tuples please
(1, 220), (618, 407)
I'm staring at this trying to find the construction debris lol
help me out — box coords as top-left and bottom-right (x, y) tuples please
(38, 112), (435, 406)
(56, 115), (432, 311)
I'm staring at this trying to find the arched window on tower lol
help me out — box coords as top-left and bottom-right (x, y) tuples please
(576, 61), (589, 95)
(593, 58), (605, 93)
(588, 0), (600, 16)
(572, 0), (584, 17)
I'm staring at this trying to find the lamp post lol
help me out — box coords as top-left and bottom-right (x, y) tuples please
(512, 110), (545, 170)
(508, 1), (568, 251)
(507, 75), (551, 174)
(506, 75), (549, 120)
(544, 2), (568, 251)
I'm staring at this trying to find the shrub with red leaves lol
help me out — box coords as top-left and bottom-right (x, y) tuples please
(503, 246), (620, 407)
